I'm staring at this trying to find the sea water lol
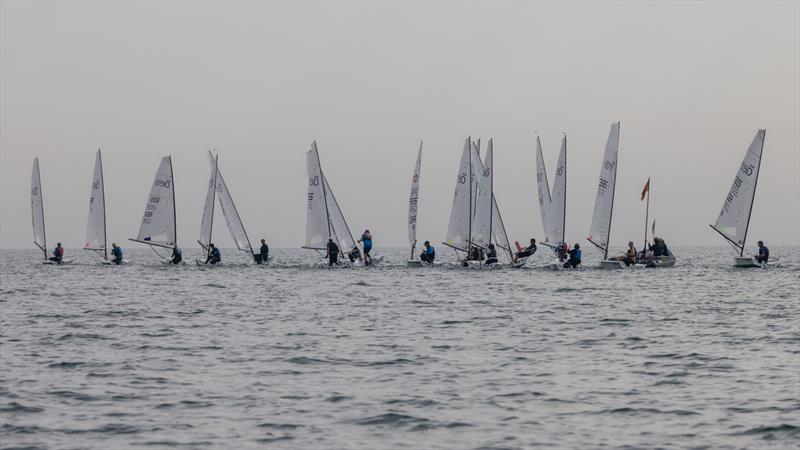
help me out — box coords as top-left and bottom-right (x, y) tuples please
(1, 246), (798, 449)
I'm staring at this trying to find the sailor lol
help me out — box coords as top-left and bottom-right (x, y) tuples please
(257, 238), (269, 264)
(564, 243), (581, 269)
(326, 238), (340, 266)
(650, 237), (669, 257)
(358, 229), (373, 265)
(170, 245), (182, 264)
(348, 247), (361, 263)
(756, 241), (769, 264)
(420, 241), (435, 264)
(206, 243), (221, 265)
(557, 242), (568, 261)
(485, 243), (498, 265)
(623, 241), (637, 266)
(49, 242), (64, 262)
(516, 238), (537, 259)
(111, 243), (123, 265)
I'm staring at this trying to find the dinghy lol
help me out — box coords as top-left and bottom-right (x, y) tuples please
(443, 138), (475, 264)
(83, 149), (110, 262)
(406, 142), (425, 267)
(303, 142), (362, 267)
(709, 129), (767, 268)
(32, 158), (71, 264)
(197, 151), (259, 266)
(470, 140), (514, 269)
(587, 123), (637, 269)
(533, 134), (568, 269)
(636, 178), (676, 268)
(130, 156), (180, 263)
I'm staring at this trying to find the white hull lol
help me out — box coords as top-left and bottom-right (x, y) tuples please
(42, 259), (73, 265)
(598, 259), (645, 270)
(733, 256), (767, 268)
(510, 257), (528, 268)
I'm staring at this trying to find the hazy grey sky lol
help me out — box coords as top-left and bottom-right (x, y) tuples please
(1, 1), (798, 251)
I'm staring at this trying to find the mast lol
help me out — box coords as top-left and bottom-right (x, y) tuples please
(34, 157), (47, 260)
(467, 136), (473, 249)
(562, 134), (567, 247)
(642, 177), (650, 255)
(488, 140), (493, 248)
(99, 150), (108, 260)
(206, 153), (218, 258)
(169, 155), (177, 248)
(604, 123), (620, 260)
(316, 144), (334, 246)
(740, 130), (765, 257)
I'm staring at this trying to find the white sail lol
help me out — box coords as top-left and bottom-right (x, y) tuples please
(549, 136), (567, 247)
(712, 129), (766, 251)
(445, 138), (473, 251)
(215, 160), (254, 254)
(304, 142), (331, 250)
(84, 150), (107, 255)
(31, 158), (47, 258)
(323, 174), (357, 252)
(471, 139), (481, 221)
(134, 156), (176, 248)
(588, 122), (620, 257)
(472, 139), (494, 248)
(535, 136), (553, 244)
(199, 152), (218, 253)
(408, 142), (422, 250)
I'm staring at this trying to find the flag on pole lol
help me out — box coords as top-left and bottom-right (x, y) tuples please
(640, 177), (650, 201)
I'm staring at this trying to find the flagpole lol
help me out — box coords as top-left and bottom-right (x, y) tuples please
(642, 179), (650, 255)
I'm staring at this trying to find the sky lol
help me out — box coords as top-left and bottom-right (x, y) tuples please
(1, 1), (798, 251)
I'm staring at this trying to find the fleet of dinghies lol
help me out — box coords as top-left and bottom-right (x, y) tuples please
(29, 125), (775, 268)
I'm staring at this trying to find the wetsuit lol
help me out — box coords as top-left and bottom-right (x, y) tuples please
(206, 247), (221, 265)
(360, 233), (372, 256)
(485, 247), (498, 265)
(171, 247), (182, 264)
(517, 242), (537, 259)
(327, 241), (339, 266)
(757, 245), (769, 264)
(420, 245), (435, 264)
(565, 248), (581, 268)
(49, 246), (64, 262)
(111, 246), (123, 265)
(257, 243), (269, 264)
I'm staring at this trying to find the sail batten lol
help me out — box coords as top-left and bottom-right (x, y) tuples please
(712, 129), (766, 256)
(588, 123), (620, 259)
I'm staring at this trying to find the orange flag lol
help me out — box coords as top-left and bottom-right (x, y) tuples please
(640, 177), (650, 201)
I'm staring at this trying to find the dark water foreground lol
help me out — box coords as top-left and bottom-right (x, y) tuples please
(1, 247), (798, 449)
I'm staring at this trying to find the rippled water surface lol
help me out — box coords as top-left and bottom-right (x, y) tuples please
(1, 246), (799, 449)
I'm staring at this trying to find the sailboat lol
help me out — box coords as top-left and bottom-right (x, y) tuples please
(534, 134), (568, 268)
(406, 142), (425, 267)
(130, 156), (179, 262)
(587, 122), (632, 269)
(470, 140), (514, 268)
(303, 141), (361, 266)
(709, 129), (767, 267)
(197, 151), (259, 265)
(83, 149), (109, 262)
(636, 178), (676, 268)
(31, 158), (70, 264)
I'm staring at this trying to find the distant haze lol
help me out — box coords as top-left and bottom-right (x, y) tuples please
(1, 1), (798, 251)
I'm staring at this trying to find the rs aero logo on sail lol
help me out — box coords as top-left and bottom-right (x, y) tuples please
(154, 178), (171, 188)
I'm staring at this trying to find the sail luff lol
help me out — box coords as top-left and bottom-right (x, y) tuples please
(549, 135), (567, 247)
(100, 150), (107, 260)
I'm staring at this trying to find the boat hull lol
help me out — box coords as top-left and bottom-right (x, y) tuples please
(734, 256), (760, 268)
